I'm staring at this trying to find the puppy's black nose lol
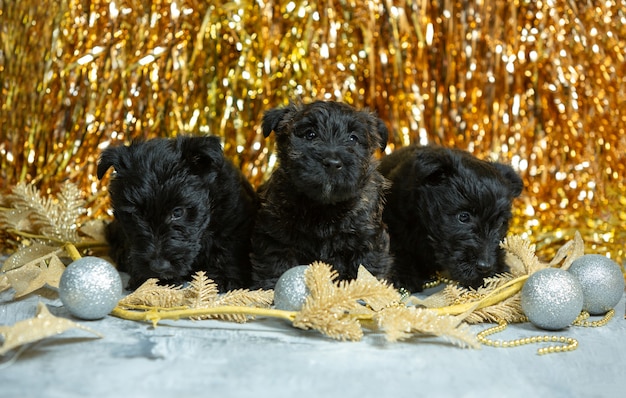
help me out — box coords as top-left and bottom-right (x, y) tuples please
(476, 260), (492, 274)
(150, 259), (172, 273)
(323, 157), (343, 170)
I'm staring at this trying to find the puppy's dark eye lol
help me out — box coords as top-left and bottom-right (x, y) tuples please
(306, 131), (317, 140)
(170, 207), (185, 221)
(349, 133), (359, 143)
(457, 211), (471, 223)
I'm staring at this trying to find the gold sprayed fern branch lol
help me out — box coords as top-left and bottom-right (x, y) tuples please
(111, 262), (479, 348)
(1, 182), (85, 243)
(183, 271), (274, 322)
(118, 279), (186, 309)
(292, 262), (402, 341)
(116, 271), (274, 324)
(374, 305), (478, 347)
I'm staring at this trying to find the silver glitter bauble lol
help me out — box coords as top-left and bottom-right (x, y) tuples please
(521, 268), (584, 330)
(59, 257), (122, 320)
(273, 265), (310, 311)
(568, 254), (625, 315)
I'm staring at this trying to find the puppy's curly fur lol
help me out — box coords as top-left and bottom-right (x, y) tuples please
(250, 101), (392, 289)
(379, 145), (523, 292)
(98, 135), (257, 291)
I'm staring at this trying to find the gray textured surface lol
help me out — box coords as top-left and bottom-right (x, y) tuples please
(0, 281), (625, 398)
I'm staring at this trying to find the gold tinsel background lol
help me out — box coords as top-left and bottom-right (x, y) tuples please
(1, 0), (624, 263)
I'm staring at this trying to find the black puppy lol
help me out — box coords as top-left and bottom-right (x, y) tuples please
(250, 100), (393, 289)
(97, 135), (258, 291)
(379, 145), (523, 292)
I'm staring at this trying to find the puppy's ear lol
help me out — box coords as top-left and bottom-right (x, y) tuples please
(97, 146), (125, 179)
(414, 147), (454, 186)
(262, 105), (295, 137)
(178, 135), (225, 174)
(376, 118), (389, 151)
(494, 163), (524, 197)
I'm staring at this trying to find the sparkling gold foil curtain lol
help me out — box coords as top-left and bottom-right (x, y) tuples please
(1, 0), (625, 261)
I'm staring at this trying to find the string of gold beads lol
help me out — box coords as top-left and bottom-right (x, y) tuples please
(476, 319), (579, 355)
(397, 287), (412, 303)
(421, 278), (442, 290)
(572, 309), (615, 327)
(421, 274), (459, 290)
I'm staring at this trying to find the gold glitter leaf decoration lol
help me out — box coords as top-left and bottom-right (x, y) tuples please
(1, 243), (60, 272)
(546, 231), (585, 271)
(0, 275), (11, 293)
(0, 302), (102, 356)
(0, 208), (30, 234)
(3, 250), (66, 298)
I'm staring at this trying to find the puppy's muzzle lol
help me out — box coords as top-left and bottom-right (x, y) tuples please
(322, 157), (343, 170)
(476, 259), (494, 275)
(150, 258), (173, 274)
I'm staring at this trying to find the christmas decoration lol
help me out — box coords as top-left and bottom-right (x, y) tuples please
(568, 254), (625, 315)
(59, 256), (122, 320)
(273, 265), (310, 311)
(520, 268), (584, 330)
(0, 182), (108, 262)
(477, 320), (579, 355)
(117, 271), (274, 323)
(2, 247), (66, 298)
(0, 302), (102, 356)
(112, 262), (479, 347)
(0, 182), (86, 243)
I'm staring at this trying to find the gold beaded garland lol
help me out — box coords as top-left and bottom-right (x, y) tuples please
(572, 309), (615, 328)
(477, 319), (579, 355)
(477, 309), (615, 355)
(420, 279), (442, 291)
(421, 274), (459, 291)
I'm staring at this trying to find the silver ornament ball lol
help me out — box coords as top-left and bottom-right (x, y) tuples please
(568, 254), (624, 315)
(521, 268), (584, 330)
(273, 265), (310, 311)
(59, 256), (122, 320)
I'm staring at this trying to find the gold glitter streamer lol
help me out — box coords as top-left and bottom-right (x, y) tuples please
(1, 0), (625, 265)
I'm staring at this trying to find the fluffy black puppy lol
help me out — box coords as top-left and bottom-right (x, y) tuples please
(250, 100), (393, 289)
(379, 145), (523, 292)
(97, 135), (258, 291)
